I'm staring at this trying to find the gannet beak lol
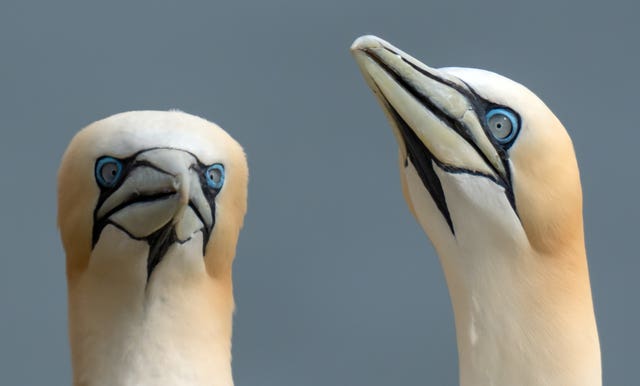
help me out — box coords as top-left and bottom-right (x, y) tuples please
(351, 35), (517, 231)
(93, 148), (215, 279)
(351, 35), (513, 178)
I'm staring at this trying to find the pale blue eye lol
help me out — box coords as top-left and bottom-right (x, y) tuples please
(205, 164), (225, 189)
(95, 157), (123, 188)
(486, 108), (519, 144)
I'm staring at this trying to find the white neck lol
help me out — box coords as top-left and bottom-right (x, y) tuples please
(67, 228), (234, 386)
(404, 164), (601, 386)
(443, 244), (601, 386)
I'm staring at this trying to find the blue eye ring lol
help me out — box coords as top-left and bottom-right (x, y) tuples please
(205, 164), (225, 190)
(486, 108), (519, 144)
(95, 156), (123, 188)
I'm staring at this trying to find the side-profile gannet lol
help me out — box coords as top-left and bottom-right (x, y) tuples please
(57, 111), (248, 386)
(351, 35), (601, 386)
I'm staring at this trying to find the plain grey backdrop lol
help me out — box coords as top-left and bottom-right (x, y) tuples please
(1, 0), (638, 384)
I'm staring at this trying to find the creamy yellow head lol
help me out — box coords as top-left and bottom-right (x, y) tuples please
(59, 110), (248, 280)
(352, 35), (600, 386)
(351, 36), (582, 253)
(58, 110), (247, 386)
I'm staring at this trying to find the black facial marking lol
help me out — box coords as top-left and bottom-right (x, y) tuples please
(145, 222), (178, 281)
(91, 147), (223, 281)
(366, 49), (511, 176)
(363, 47), (520, 229)
(386, 101), (454, 234)
(192, 162), (219, 254)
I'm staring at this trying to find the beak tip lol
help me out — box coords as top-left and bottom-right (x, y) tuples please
(350, 35), (384, 54)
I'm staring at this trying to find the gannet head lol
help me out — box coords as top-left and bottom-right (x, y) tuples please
(351, 35), (583, 260)
(58, 110), (248, 286)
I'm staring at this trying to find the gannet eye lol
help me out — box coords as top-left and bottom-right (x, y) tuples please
(205, 164), (225, 189)
(486, 108), (519, 144)
(95, 157), (123, 188)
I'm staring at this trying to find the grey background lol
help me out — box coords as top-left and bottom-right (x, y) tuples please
(1, 1), (637, 385)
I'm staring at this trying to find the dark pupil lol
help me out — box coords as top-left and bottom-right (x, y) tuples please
(208, 169), (221, 183)
(489, 115), (512, 139)
(101, 163), (118, 182)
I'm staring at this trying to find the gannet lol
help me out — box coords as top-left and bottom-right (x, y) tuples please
(351, 35), (601, 386)
(57, 111), (247, 386)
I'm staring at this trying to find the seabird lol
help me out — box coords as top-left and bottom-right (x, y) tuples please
(58, 111), (247, 386)
(351, 35), (601, 386)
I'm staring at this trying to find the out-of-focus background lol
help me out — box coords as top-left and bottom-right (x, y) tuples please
(1, 1), (637, 384)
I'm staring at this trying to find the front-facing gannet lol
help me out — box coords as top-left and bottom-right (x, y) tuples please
(351, 35), (601, 386)
(58, 111), (247, 386)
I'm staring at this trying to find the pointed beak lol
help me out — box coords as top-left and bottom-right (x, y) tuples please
(350, 35), (507, 182)
(93, 148), (216, 279)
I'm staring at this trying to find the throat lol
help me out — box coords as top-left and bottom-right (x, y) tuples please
(68, 228), (234, 386)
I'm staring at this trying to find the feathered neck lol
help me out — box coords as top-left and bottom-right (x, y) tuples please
(67, 230), (235, 386)
(431, 211), (601, 386)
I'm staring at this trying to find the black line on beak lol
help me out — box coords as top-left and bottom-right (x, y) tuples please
(363, 48), (504, 181)
(360, 46), (519, 219)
